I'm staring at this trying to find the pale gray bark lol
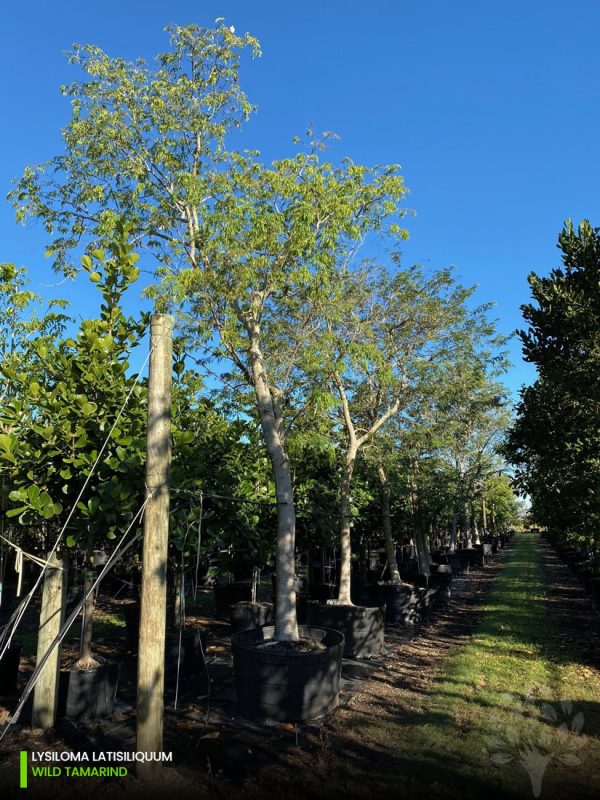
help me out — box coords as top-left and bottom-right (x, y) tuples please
(449, 512), (458, 551)
(333, 373), (400, 606)
(338, 448), (357, 605)
(78, 568), (96, 668)
(482, 497), (488, 536)
(247, 321), (298, 640)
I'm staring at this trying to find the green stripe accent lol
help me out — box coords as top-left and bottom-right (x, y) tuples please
(20, 751), (27, 789)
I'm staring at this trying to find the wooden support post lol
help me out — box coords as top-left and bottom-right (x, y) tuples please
(32, 552), (66, 729)
(136, 314), (173, 775)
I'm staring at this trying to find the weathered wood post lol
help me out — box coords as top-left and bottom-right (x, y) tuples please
(32, 552), (66, 729)
(136, 314), (173, 774)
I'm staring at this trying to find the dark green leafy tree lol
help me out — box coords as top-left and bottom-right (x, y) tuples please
(505, 220), (600, 544)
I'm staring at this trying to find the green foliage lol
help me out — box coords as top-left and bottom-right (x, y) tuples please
(0, 224), (149, 550)
(10, 23), (260, 277)
(505, 219), (600, 542)
(516, 221), (599, 536)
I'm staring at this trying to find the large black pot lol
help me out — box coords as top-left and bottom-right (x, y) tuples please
(307, 601), (385, 658)
(448, 552), (466, 575)
(0, 641), (22, 695)
(123, 601), (140, 651)
(231, 625), (344, 722)
(58, 661), (120, 720)
(309, 583), (337, 602)
(213, 582), (252, 620)
(376, 583), (424, 625)
(418, 587), (439, 619)
(429, 568), (453, 608)
(230, 601), (274, 633)
(0, 586), (16, 612)
(165, 626), (208, 693)
(166, 626), (208, 673)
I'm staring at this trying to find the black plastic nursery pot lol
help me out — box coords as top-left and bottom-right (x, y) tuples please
(57, 661), (120, 721)
(448, 550), (466, 575)
(0, 586), (16, 612)
(230, 601), (274, 633)
(165, 626), (208, 673)
(0, 641), (22, 695)
(231, 625), (344, 722)
(123, 601), (140, 651)
(429, 567), (453, 608)
(417, 587), (439, 620)
(213, 582), (252, 620)
(306, 601), (385, 659)
(309, 583), (338, 602)
(376, 583), (424, 625)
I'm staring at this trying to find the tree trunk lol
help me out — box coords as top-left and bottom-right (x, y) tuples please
(78, 568), (96, 668)
(378, 465), (401, 583)
(415, 525), (431, 577)
(464, 502), (473, 548)
(482, 497), (488, 537)
(248, 323), (298, 641)
(473, 513), (481, 545)
(137, 313), (172, 775)
(337, 449), (357, 605)
(173, 571), (183, 627)
(449, 512), (458, 551)
(410, 467), (431, 576)
(33, 552), (66, 728)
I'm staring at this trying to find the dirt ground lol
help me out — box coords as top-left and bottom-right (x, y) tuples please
(2, 538), (599, 799)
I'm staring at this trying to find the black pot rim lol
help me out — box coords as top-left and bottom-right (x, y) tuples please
(309, 600), (386, 612)
(231, 625), (344, 657)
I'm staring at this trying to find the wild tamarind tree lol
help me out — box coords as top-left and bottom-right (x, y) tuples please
(10, 23), (408, 640)
(304, 264), (488, 603)
(159, 152), (408, 637)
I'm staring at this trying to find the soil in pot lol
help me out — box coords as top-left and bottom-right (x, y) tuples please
(230, 601), (274, 633)
(57, 659), (120, 721)
(0, 641), (21, 695)
(307, 601), (385, 658)
(213, 582), (252, 620)
(231, 625), (344, 722)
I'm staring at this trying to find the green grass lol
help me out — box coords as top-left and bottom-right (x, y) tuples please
(252, 535), (600, 800)
(354, 535), (600, 797)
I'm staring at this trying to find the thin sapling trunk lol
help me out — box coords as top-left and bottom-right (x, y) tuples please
(378, 465), (401, 583)
(76, 567), (99, 670)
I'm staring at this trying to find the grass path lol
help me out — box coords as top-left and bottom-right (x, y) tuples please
(247, 535), (600, 800)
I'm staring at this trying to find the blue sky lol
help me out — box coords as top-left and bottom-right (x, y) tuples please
(1, 0), (599, 398)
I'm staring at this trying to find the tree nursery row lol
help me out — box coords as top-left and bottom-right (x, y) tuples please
(0, 22), (523, 746)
